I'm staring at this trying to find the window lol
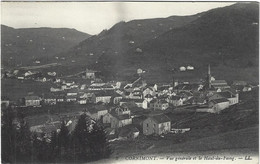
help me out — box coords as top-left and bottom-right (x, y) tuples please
(147, 123), (149, 127)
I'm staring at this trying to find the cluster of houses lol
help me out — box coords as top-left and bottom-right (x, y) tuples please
(2, 66), (257, 141)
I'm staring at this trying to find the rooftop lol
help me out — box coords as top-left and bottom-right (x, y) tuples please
(120, 98), (145, 103)
(210, 98), (229, 104)
(150, 114), (171, 124)
(25, 95), (41, 100)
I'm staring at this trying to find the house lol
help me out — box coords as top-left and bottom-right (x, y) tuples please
(43, 94), (57, 105)
(104, 127), (117, 140)
(143, 87), (156, 97)
(86, 105), (108, 121)
(66, 88), (78, 96)
(174, 83), (200, 92)
(101, 84), (114, 91)
(56, 95), (65, 103)
(129, 90), (143, 99)
(232, 80), (247, 86)
(242, 85), (253, 92)
(24, 95), (41, 107)
(64, 81), (75, 86)
(119, 99), (148, 109)
(103, 113), (114, 124)
(115, 105), (131, 116)
(112, 92), (123, 104)
(18, 76), (25, 80)
(167, 96), (184, 106)
(78, 98), (87, 104)
(111, 114), (132, 129)
(211, 80), (230, 90)
(86, 69), (95, 79)
(209, 91), (239, 106)
(50, 87), (63, 92)
(149, 99), (169, 110)
(176, 91), (193, 102)
(186, 65), (194, 70)
(1, 96), (10, 108)
(209, 98), (230, 113)
(66, 95), (77, 102)
(118, 124), (140, 140)
(92, 92), (112, 104)
(179, 66), (186, 71)
(144, 94), (154, 102)
(143, 114), (171, 135)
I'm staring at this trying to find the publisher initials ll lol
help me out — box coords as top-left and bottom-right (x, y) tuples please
(245, 156), (252, 160)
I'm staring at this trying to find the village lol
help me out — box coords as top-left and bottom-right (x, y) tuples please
(1, 64), (257, 143)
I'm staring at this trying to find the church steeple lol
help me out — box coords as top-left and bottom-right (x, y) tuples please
(208, 64), (211, 89)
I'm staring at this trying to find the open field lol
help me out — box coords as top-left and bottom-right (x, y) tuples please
(1, 79), (54, 101)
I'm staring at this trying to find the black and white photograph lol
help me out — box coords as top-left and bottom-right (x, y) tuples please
(1, 1), (259, 163)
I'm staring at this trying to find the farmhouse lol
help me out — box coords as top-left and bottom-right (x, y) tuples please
(120, 98), (148, 109)
(85, 69), (95, 79)
(24, 95), (41, 107)
(211, 80), (230, 90)
(143, 114), (171, 135)
(144, 94), (154, 102)
(143, 87), (156, 97)
(149, 99), (169, 110)
(111, 114), (132, 129)
(167, 96), (184, 106)
(43, 94), (57, 105)
(209, 98), (230, 113)
(118, 124), (140, 140)
(1, 96), (10, 108)
(66, 95), (77, 102)
(115, 105), (131, 116)
(209, 91), (239, 106)
(92, 92), (112, 104)
(66, 88), (78, 96)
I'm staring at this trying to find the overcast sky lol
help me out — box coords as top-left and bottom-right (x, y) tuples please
(2, 2), (235, 35)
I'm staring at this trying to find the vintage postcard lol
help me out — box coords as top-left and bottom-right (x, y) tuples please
(1, 1), (259, 163)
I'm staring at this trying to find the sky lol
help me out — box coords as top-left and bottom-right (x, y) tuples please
(1, 2), (235, 35)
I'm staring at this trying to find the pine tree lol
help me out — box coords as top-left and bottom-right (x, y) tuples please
(1, 107), (33, 163)
(73, 114), (92, 161)
(89, 123), (112, 159)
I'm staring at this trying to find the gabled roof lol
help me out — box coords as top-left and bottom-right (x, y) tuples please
(25, 95), (41, 100)
(150, 99), (168, 104)
(67, 88), (79, 93)
(211, 80), (228, 85)
(169, 96), (182, 100)
(94, 91), (113, 97)
(150, 114), (171, 124)
(86, 69), (95, 73)
(144, 94), (153, 98)
(120, 98), (145, 103)
(210, 98), (229, 104)
(216, 91), (235, 98)
(111, 113), (131, 120)
(87, 108), (98, 114)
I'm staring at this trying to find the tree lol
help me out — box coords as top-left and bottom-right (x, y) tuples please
(73, 114), (92, 161)
(1, 107), (33, 163)
(58, 120), (70, 152)
(88, 123), (112, 160)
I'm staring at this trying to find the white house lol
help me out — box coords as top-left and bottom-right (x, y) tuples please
(179, 66), (186, 71)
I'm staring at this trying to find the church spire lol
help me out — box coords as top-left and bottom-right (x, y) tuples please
(208, 64), (211, 89)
